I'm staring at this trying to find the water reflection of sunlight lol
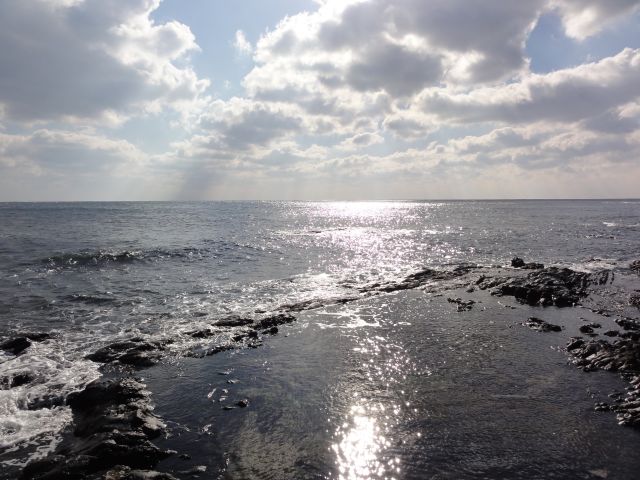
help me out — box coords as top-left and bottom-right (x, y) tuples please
(315, 201), (414, 220)
(332, 404), (399, 480)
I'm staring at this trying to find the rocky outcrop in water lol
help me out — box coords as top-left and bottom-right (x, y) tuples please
(0, 333), (53, 356)
(447, 297), (475, 312)
(523, 317), (562, 332)
(511, 257), (544, 269)
(21, 378), (173, 479)
(86, 338), (172, 368)
(492, 267), (609, 307)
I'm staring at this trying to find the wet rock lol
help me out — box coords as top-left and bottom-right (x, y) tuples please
(252, 313), (296, 330)
(361, 265), (477, 294)
(447, 297), (475, 312)
(18, 332), (54, 342)
(616, 317), (640, 331)
(523, 317), (562, 332)
(86, 338), (169, 368)
(0, 337), (31, 355)
(187, 328), (215, 339)
(494, 267), (607, 307)
(1, 372), (34, 389)
(22, 378), (173, 479)
(236, 399), (249, 408)
(214, 315), (254, 328)
(567, 338), (640, 373)
(511, 257), (544, 269)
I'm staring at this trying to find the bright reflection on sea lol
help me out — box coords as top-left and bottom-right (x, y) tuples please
(332, 404), (400, 480)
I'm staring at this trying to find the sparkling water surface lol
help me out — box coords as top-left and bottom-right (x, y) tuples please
(1, 200), (639, 477)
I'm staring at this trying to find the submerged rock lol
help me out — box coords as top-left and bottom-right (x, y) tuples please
(523, 317), (562, 332)
(447, 297), (475, 312)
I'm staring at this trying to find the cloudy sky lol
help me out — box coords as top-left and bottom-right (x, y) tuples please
(1, 0), (639, 200)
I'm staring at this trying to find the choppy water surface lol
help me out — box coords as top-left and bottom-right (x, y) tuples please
(1, 200), (639, 476)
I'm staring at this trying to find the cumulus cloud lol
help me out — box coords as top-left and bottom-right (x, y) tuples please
(0, 0), (208, 125)
(3, 0), (640, 199)
(552, 0), (640, 40)
(420, 48), (640, 127)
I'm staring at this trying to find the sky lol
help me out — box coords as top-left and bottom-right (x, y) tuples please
(1, 0), (640, 200)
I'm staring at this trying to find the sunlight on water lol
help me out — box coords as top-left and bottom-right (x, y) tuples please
(332, 404), (400, 480)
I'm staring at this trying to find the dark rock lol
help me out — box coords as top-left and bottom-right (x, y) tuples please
(616, 317), (640, 331)
(222, 405), (236, 411)
(236, 399), (249, 408)
(0, 337), (31, 355)
(86, 338), (168, 368)
(604, 330), (620, 337)
(630, 260), (640, 274)
(252, 313), (296, 330)
(580, 325), (595, 334)
(1, 372), (34, 389)
(263, 326), (279, 335)
(630, 293), (640, 309)
(187, 328), (215, 339)
(494, 267), (607, 307)
(19, 332), (54, 342)
(511, 257), (544, 269)
(447, 297), (475, 312)
(524, 317), (562, 332)
(511, 257), (525, 268)
(567, 338), (640, 373)
(214, 315), (254, 327)
(22, 378), (173, 479)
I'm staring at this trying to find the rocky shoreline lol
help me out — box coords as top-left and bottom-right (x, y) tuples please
(2, 258), (640, 479)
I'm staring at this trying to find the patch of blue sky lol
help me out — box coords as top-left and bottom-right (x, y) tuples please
(526, 10), (640, 73)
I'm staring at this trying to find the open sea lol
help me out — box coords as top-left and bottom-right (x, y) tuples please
(1, 200), (640, 479)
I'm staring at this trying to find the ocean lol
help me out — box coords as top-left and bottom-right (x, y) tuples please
(1, 200), (640, 479)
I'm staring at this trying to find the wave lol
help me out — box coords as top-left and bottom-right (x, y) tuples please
(40, 243), (266, 270)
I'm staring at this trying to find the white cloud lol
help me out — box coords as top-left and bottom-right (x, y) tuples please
(0, 0), (208, 125)
(233, 30), (253, 56)
(0, 129), (147, 174)
(552, 0), (640, 40)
